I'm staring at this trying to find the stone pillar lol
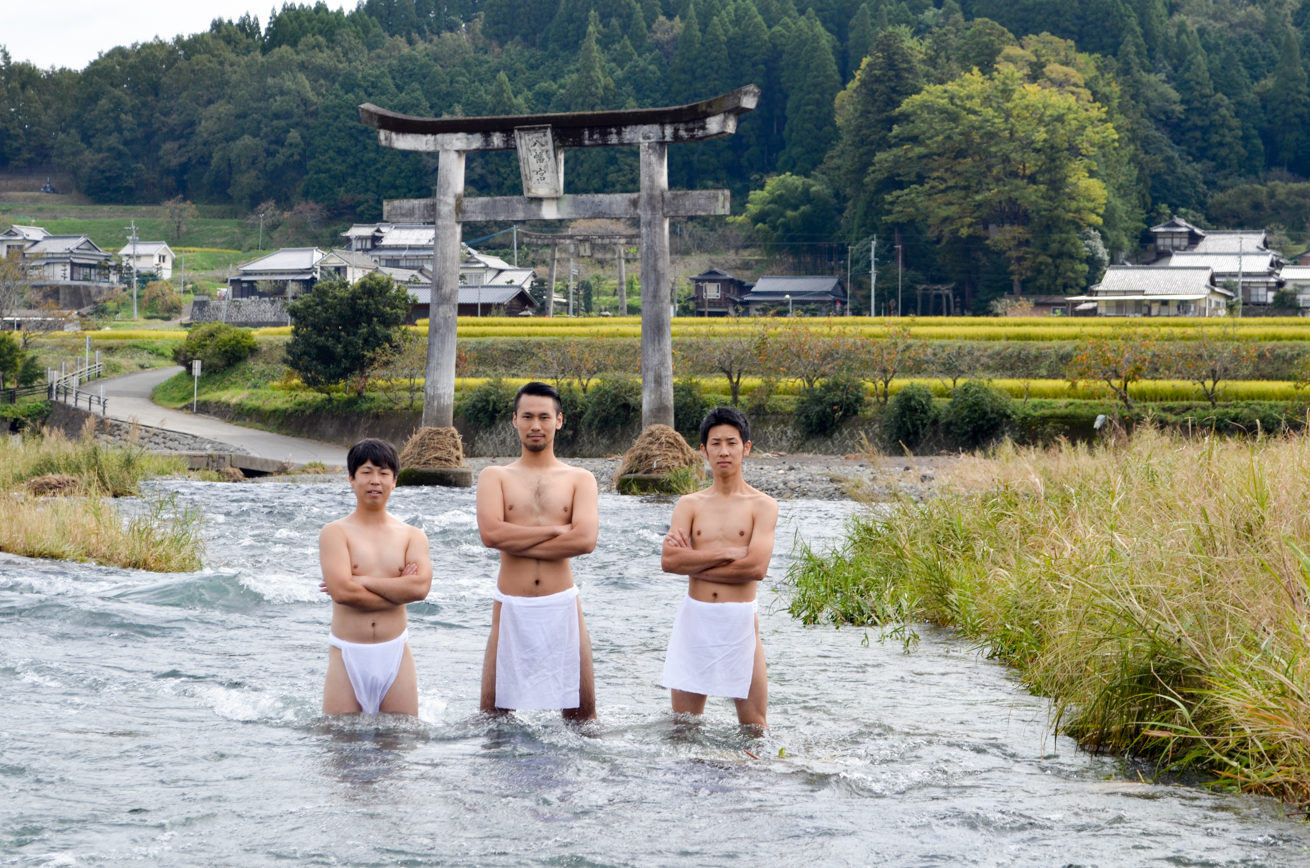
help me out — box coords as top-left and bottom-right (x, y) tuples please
(424, 149), (465, 428)
(639, 141), (673, 429)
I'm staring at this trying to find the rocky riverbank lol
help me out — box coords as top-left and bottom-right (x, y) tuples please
(249, 452), (951, 501)
(466, 453), (952, 502)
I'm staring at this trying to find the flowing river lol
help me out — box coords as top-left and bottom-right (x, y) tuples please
(3, 480), (1309, 866)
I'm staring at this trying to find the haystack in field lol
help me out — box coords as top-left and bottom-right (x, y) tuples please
(398, 426), (473, 487)
(612, 424), (704, 495)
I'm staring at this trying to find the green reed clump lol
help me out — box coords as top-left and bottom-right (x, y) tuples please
(787, 427), (1310, 808)
(0, 429), (201, 571)
(0, 491), (203, 571)
(0, 426), (185, 496)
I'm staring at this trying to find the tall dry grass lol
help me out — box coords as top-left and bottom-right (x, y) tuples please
(0, 428), (202, 571)
(788, 428), (1310, 807)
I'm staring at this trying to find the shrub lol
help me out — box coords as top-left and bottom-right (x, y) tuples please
(942, 380), (1014, 449)
(457, 378), (518, 433)
(883, 383), (938, 450)
(581, 377), (642, 435)
(673, 378), (709, 436)
(794, 375), (867, 438)
(172, 323), (256, 373)
(285, 273), (411, 394)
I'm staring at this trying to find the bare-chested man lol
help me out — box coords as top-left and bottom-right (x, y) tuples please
(476, 381), (599, 720)
(661, 406), (778, 728)
(319, 438), (432, 715)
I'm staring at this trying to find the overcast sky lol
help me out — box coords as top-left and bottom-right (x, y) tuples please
(4, 1), (353, 71)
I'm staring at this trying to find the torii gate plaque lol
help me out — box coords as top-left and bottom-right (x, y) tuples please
(359, 85), (759, 430)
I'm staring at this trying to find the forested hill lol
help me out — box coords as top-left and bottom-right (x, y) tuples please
(5, 0), (1310, 303)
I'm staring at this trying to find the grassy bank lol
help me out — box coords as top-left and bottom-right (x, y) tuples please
(787, 428), (1310, 808)
(0, 430), (202, 571)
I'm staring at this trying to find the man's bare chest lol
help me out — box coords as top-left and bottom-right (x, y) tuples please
(502, 475), (574, 524)
(692, 512), (754, 546)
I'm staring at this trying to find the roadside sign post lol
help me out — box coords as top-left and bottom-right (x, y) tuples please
(191, 360), (201, 413)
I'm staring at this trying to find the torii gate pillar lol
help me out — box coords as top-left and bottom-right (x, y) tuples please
(639, 142), (672, 426)
(361, 86), (758, 430)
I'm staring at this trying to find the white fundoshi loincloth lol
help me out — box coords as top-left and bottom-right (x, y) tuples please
(493, 586), (581, 710)
(327, 629), (409, 714)
(662, 596), (758, 699)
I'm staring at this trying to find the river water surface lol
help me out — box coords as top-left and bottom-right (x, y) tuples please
(3, 481), (1310, 866)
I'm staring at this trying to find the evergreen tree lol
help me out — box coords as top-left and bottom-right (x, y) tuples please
(667, 1), (703, 103)
(777, 12), (841, 176)
(1266, 27), (1310, 174)
(562, 14), (613, 111)
(827, 28), (922, 238)
(845, 3), (876, 79)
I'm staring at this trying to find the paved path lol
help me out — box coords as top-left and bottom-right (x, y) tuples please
(98, 367), (349, 467)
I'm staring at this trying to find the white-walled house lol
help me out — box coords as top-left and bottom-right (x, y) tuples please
(1165, 251), (1280, 305)
(1067, 265), (1232, 316)
(117, 241), (175, 281)
(0, 224), (49, 259)
(227, 247), (381, 298)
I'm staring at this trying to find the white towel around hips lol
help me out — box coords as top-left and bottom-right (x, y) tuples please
(493, 586), (581, 710)
(662, 596), (758, 699)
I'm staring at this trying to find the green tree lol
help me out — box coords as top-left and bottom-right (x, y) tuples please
(827, 28), (922, 239)
(879, 67), (1116, 296)
(0, 331), (41, 390)
(732, 173), (840, 253)
(1265, 27), (1310, 174)
(285, 273), (411, 394)
(777, 12), (841, 176)
(561, 14), (614, 111)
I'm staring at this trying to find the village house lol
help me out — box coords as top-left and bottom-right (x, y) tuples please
(688, 268), (750, 316)
(226, 247), (380, 298)
(22, 235), (117, 308)
(405, 283), (537, 320)
(0, 224), (50, 259)
(1166, 251), (1280, 305)
(742, 275), (847, 316)
(1149, 216), (1207, 254)
(116, 240), (176, 281)
(1276, 265), (1310, 312)
(1067, 265), (1232, 316)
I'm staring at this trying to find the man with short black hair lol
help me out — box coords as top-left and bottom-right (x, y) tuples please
(319, 438), (433, 715)
(661, 407), (778, 728)
(476, 382), (599, 720)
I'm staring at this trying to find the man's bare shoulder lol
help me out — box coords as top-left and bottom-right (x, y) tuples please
(561, 463), (598, 488)
(743, 484), (778, 509)
(320, 516), (349, 538)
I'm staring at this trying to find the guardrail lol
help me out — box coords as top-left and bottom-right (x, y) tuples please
(0, 383), (47, 405)
(49, 361), (104, 391)
(49, 382), (108, 416)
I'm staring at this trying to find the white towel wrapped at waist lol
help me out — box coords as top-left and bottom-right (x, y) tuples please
(662, 596), (758, 699)
(493, 586), (581, 710)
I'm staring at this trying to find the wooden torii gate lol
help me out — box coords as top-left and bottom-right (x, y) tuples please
(359, 85), (758, 430)
(518, 228), (639, 316)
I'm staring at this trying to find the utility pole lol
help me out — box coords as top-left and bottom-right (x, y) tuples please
(895, 242), (903, 316)
(871, 236), (877, 317)
(126, 221), (139, 320)
(512, 224), (518, 267)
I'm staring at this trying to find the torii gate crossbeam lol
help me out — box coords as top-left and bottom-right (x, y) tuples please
(360, 86), (758, 430)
